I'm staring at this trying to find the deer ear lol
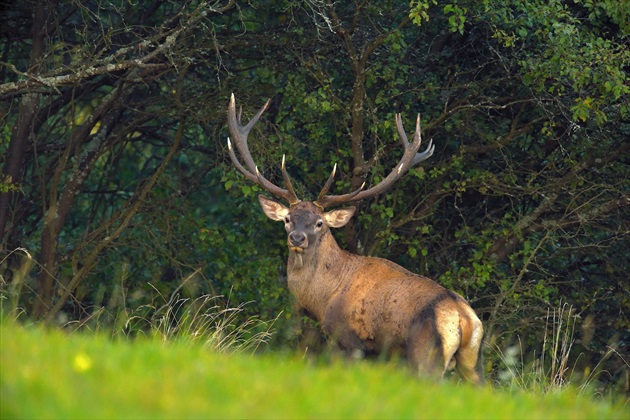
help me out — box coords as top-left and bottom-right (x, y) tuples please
(258, 195), (289, 221)
(324, 206), (355, 228)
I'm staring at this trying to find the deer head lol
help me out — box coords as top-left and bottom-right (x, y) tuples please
(257, 198), (354, 254)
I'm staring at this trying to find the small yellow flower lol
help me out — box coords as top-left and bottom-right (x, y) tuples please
(73, 353), (92, 372)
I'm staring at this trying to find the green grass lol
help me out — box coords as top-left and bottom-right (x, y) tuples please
(1, 322), (627, 419)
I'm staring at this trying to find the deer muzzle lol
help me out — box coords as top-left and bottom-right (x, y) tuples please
(288, 231), (307, 252)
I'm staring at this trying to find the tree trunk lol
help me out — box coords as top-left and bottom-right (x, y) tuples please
(0, 1), (54, 245)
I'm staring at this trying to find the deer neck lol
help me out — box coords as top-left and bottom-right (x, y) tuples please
(286, 230), (346, 320)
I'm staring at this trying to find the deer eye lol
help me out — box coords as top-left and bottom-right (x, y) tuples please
(316, 220), (324, 228)
(284, 216), (290, 224)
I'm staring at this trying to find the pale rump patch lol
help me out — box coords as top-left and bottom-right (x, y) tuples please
(469, 318), (483, 352)
(437, 312), (462, 371)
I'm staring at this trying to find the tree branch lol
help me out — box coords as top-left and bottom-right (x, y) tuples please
(44, 119), (186, 322)
(0, 0), (236, 99)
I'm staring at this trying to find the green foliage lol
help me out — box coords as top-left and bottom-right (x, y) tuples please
(483, 0), (630, 122)
(574, 0), (630, 34)
(409, 1), (438, 26)
(443, 4), (467, 35)
(0, 179), (21, 194)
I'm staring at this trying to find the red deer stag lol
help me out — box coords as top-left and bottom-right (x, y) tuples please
(226, 94), (484, 383)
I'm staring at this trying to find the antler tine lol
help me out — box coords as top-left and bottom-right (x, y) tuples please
(227, 93), (270, 174)
(315, 163), (366, 208)
(395, 113), (410, 148)
(408, 114), (434, 165)
(316, 163), (337, 203)
(227, 138), (286, 197)
(281, 155), (300, 205)
(227, 94), (300, 204)
(412, 138), (434, 166)
(316, 113), (433, 208)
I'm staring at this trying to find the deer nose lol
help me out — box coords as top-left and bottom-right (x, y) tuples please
(289, 232), (307, 247)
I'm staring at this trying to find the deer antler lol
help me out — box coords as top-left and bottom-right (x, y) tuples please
(315, 113), (434, 208)
(227, 94), (300, 205)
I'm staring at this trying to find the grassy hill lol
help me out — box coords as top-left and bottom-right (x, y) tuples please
(1, 321), (627, 419)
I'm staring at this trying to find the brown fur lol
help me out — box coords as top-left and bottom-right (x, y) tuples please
(259, 198), (484, 384)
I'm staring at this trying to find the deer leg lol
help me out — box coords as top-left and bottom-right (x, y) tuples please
(408, 317), (446, 380)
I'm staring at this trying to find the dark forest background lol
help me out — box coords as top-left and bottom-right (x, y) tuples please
(1, 0), (628, 392)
